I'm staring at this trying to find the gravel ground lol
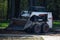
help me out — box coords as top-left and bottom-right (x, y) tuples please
(0, 35), (60, 40)
(0, 30), (60, 40)
(0, 30), (60, 36)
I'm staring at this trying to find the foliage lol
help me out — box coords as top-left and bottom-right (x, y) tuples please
(20, 0), (60, 20)
(0, 0), (7, 19)
(0, 0), (60, 20)
(46, 0), (60, 20)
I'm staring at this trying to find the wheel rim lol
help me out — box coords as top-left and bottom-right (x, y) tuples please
(34, 25), (41, 33)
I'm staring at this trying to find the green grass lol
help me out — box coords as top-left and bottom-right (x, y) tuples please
(0, 22), (9, 29)
(0, 23), (9, 27)
(0, 20), (60, 29)
(53, 21), (60, 25)
(53, 21), (60, 28)
(0, 20), (10, 29)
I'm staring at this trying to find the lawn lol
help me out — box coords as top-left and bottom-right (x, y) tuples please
(53, 21), (60, 28)
(0, 20), (60, 29)
(0, 20), (10, 29)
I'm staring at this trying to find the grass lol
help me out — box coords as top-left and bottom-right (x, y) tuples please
(0, 23), (9, 29)
(0, 20), (60, 29)
(0, 20), (10, 29)
(0, 23), (9, 27)
(53, 21), (60, 25)
(53, 21), (60, 28)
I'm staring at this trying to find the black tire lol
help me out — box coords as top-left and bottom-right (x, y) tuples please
(33, 24), (41, 34)
(42, 23), (49, 33)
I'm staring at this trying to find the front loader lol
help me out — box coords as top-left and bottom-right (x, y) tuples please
(5, 0), (52, 34)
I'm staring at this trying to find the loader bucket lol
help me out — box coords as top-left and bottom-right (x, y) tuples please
(6, 18), (27, 30)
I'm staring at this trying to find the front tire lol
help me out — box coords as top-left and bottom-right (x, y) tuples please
(24, 27), (32, 34)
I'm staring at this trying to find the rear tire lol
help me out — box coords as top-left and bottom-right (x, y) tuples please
(42, 23), (49, 34)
